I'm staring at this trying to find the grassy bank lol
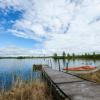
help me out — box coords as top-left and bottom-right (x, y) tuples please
(0, 80), (52, 100)
(79, 70), (100, 83)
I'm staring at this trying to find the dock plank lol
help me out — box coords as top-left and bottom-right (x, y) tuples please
(43, 67), (83, 84)
(43, 67), (100, 100)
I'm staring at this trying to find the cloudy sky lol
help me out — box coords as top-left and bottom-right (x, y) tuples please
(0, 0), (100, 56)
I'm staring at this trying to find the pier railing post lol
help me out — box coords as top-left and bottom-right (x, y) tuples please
(58, 59), (61, 71)
(50, 59), (52, 69)
(66, 62), (69, 73)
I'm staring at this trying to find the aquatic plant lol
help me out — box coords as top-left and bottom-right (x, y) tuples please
(0, 80), (52, 100)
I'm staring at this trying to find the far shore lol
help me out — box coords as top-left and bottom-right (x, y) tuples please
(0, 56), (52, 59)
(0, 55), (100, 60)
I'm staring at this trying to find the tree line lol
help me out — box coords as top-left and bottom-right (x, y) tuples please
(53, 52), (100, 59)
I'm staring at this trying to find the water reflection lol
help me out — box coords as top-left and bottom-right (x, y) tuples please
(0, 58), (100, 90)
(0, 59), (45, 91)
(51, 58), (100, 71)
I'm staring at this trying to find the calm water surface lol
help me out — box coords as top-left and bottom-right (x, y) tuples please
(0, 58), (100, 90)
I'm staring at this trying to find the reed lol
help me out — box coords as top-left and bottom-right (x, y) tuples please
(0, 80), (52, 100)
(79, 70), (100, 83)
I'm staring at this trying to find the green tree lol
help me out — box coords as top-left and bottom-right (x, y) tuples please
(84, 53), (88, 57)
(93, 52), (96, 58)
(62, 51), (66, 58)
(53, 53), (58, 59)
(72, 53), (75, 58)
(67, 53), (70, 59)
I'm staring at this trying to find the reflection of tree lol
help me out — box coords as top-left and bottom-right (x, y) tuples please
(85, 60), (88, 65)
(72, 58), (75, 62)
(62, 59), (66, 67)
(93, 59), (96, 63)
(53, 58), (57, 63)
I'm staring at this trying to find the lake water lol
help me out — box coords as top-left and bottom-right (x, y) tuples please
(0, 58), (100, 91)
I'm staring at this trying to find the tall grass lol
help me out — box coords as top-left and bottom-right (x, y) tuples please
(0, 80), (52, 100)
(79, 70), (100, 83)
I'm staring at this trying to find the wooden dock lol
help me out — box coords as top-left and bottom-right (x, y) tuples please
(42, 67), (100, 100)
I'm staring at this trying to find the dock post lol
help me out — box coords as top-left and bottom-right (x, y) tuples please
(66, 62), (69, 73)
(50, 59), (52, 69)
(48, 60), (50, 67)
(58, 59), (61, 71)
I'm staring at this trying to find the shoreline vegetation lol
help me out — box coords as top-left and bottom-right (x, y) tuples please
(0, 52), (100, 59)
(0, 80), (52, 100)
(53, 52), (100, 60)
(79, 70), (100, 83)
(0, 56), (52, 59)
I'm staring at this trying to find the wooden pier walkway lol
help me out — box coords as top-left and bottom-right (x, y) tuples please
(42, 67), (100, 100)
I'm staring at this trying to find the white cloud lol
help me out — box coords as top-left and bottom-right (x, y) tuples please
(8, 29), (44, 42)
(0, 45), (50, 57)
(0, 0), (100, 54)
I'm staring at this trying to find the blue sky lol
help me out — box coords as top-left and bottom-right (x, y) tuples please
(0, 7), (22, 28)
(0, 33), (40, 48)
(0, 0), (100, 56)
(0, 5), (44, 56)
(0, 7), (40, 49)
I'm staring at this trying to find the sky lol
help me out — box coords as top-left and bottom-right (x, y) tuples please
(0, 0), (100, 56)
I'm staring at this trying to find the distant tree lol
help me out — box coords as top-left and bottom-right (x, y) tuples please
(67, 53), (71, 59)
(72, 53), (75, 58)
(53, 53), (58, 59)
(93, 52), (96, 56)
(84, 53), (88, 57)
(62, 51), (66, 58)
(93, 52), (96, 58)
(17, 56), (25, 59)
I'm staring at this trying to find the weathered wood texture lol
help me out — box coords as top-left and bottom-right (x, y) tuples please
(43, 67), (100, 100)
(33, 64), (42, 71)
